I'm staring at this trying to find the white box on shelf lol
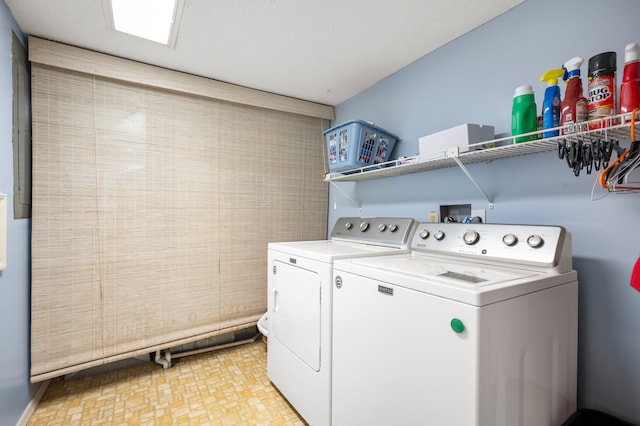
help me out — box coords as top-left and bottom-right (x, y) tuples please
(418, 123), (494, 160)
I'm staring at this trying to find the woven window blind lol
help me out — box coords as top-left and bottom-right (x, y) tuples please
(30, 38), (331, 382)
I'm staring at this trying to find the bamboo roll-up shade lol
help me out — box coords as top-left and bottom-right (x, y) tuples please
(28, 36), (335, 121)
(217, 104), (329, 322)
(31, 42), (329, 381)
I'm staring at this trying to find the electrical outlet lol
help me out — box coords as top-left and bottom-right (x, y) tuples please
(428, 212), (440, 223)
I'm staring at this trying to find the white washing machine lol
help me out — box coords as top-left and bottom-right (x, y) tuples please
(267, 217), (417, 426)
(332, 222), (578, 426)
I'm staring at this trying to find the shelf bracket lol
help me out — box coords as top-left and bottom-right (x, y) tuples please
(451, 155), (494, 209)
(329, 180), (362, 211)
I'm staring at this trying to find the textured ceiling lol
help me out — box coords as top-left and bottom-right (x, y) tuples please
(6, 0), (525, 106)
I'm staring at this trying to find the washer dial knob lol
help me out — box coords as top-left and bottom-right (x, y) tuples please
(527, 235), (543, 248)
(378, 224), (387, 232)
(463, 230), (480, 245)
(389, 224), (398, 233)
(503, 233), (518, 246)
(360, 222), (370, 232)
(419, 230), (430, 240)
(345, 222), (353, 230)
(434, 231), (445, 241)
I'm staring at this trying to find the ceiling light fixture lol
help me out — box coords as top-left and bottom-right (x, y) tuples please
(105, 0), (183, 46)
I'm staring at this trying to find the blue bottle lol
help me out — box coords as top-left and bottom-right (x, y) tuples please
(539, 69), (564, 138)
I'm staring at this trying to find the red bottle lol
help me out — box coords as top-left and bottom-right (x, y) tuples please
(620, 42), (640, 116)
(560, 57), (588, 134)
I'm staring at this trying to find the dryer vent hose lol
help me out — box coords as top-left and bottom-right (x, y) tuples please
(257, 312), (269, 337)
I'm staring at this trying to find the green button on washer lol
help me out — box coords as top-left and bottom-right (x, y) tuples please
(450, 318), (465, 333)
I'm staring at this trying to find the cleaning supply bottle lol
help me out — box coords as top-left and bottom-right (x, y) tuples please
(512, 85), (538, 143)
(588, 51), (617, 129)
(620, 42), (640, 117)
(540, 69), (564, 138)
(560, 57), (588, 134)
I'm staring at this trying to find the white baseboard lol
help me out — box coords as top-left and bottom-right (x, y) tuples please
(17, 380), (50, 426)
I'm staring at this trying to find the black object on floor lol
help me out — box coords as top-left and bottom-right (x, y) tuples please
(562, 408), (637, 426)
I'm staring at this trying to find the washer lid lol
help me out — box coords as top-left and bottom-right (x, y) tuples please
(360, 255), (538, 282)
(354, 255), (535, 284)
(334, 254), (576, 306)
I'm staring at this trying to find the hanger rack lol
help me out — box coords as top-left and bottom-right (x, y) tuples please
(598, 109), (640, 192)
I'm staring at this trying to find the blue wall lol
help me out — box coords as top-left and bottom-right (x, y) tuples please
(0, 2), (37, 426)
(331, 0), (640, 423)
(1, 0), (639, 424)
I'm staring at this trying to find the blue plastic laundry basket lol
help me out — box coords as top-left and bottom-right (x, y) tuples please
(324, 120), (399, 173)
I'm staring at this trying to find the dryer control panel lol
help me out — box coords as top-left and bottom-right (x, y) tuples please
(411, 222), (571, 271)
(331, 217), (416, 248)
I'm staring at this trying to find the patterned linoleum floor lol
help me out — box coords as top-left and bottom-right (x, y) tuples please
(27, 340), (307, 426)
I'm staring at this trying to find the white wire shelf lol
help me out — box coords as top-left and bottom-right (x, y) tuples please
(324, 112), (640, 183)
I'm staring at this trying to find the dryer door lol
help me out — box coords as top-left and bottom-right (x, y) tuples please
(271, 261), (321, 371)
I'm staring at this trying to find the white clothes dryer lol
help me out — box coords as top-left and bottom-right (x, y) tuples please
(267, 217), (417, 426)
(331, 222), (578, 426)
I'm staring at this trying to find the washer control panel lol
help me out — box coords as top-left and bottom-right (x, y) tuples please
(411, 222), (568, 268)
(331, 217), (417, 247)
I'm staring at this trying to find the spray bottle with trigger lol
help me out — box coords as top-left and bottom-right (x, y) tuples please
(560, 57), (588, 134)
(540, 69), (564, 138)
(620, 42), (640, 116)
